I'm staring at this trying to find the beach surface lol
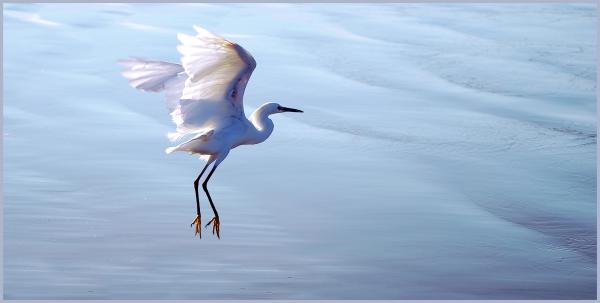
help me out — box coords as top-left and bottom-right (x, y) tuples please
(3, 3), (597, 299)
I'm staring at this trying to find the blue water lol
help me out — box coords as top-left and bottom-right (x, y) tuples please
(3, 3), (597, 299)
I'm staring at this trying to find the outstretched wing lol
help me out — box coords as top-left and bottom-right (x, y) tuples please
(171, 25), (257, 135)
(119, 58), (184, 92)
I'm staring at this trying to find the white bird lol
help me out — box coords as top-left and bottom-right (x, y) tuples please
(119, 25), (303, 238)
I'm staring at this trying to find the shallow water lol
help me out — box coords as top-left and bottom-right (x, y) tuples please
(3, 3), (597, 299)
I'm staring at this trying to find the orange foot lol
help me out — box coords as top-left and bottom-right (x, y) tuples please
(205, 216), (220, 239)
(190, 215), (201, 238)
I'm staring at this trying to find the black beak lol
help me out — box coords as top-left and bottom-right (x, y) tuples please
(278, 106), (303, 113)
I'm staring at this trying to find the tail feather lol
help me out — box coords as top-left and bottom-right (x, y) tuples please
(118, 58), (184, 92)
(165, 146), (179, 154)
(167, 132), (185, 142)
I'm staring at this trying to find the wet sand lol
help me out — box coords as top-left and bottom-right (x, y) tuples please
(3, 3), (596, 299)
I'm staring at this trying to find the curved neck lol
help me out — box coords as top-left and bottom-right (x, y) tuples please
(248, 106), (274, 144)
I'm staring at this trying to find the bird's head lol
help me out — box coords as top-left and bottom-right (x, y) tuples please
(262, 102), (303, 115)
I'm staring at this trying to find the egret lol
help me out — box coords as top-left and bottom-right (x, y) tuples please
(119, 25), (303, 239)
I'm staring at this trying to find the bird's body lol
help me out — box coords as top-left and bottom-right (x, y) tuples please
(167, 103), (276, 157)
(119, 25), (302, 238)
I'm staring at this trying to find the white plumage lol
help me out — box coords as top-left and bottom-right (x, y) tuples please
(120, 25), (256, 142)
(118, 25), (302, 238)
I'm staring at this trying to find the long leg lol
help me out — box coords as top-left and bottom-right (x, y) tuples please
(191, 161), (213, 237)
(203, 164), (221, 238)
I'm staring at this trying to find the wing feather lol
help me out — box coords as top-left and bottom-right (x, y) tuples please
(177, 26), (256, 105)
(118, 58), (184, 92)
(120, 26), (257, 142)
(164, 25), (256, 139)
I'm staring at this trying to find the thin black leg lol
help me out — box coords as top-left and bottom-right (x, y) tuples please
(202, 164), (219, 217)
(203, 164), (221, 238)
(191, 161), (212, 238)
(193, 162), (212, 219)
